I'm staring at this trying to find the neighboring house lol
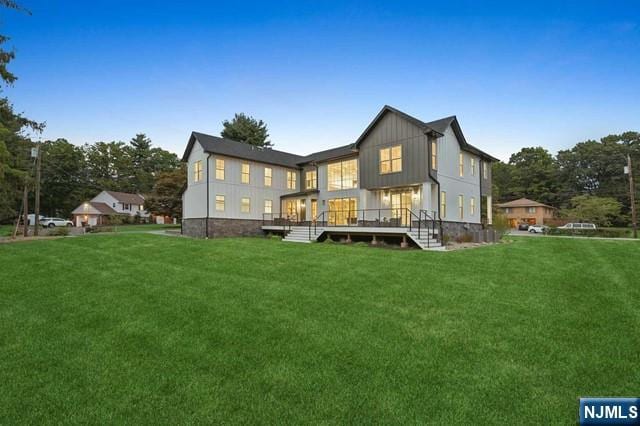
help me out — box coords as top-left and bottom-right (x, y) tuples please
(181, 105), (498, 247)
(71, 191), (148, 227)
(496, 198), (556, 228)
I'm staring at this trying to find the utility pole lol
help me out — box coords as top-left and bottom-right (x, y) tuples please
(34, 142), (42, 236)
(627, 154), (637, 239)
(22, 182), (29, 237)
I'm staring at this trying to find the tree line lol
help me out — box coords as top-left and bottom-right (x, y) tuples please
(493, 133), (639, 226)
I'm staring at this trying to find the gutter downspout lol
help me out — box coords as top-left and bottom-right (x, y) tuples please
(426, 132), (442, 221)
(206, 153), (211, 239)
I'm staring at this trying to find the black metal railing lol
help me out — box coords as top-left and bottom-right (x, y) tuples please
(262, 212), (299, 233)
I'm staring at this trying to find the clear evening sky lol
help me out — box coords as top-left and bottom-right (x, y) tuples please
(3, 1), (639, 161)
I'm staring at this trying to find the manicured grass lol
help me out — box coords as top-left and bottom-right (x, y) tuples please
(0, 235), (638, 424)
(110, 223), (180, 232)
(0, 224), (15, 237)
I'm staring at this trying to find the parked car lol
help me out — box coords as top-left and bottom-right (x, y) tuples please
(41, 217), (73, 228)
(528, 225), (548, 233)
(558, 223), (597, 230)
(518, 223), (530, 231)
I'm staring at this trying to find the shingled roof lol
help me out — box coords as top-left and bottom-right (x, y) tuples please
(182, 106), (498, 167)
(105, 191), (145, 205)
(496, 198), (556, 209)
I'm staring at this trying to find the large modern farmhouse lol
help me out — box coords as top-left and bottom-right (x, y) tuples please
(181, 106), (497, 249)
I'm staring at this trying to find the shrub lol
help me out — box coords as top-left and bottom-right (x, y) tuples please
(87, 226), (114, 233)
(546, 227), (630, 238)
(455, 233), (474, 244)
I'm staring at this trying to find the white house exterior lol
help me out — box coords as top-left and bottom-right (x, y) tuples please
(180, 106), (497, 240)
(71, 191), (148, 227)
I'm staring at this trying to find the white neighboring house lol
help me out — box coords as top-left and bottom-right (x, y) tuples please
(71, 191), (149, 227)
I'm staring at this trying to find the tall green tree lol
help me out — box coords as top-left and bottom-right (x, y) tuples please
(221, 113), (271, 147)
(144, 166), (186, 219)
(564, 195), (623, 227)
(39, 139), (87, 217)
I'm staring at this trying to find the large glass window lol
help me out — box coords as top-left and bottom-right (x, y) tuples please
(193, 160), (203, 182)
(241, 162), (250, 184)
(328, 158), (358, 191)
(216, 158), (225, 180)
(287, 171), (297, 189)
(264, 199), (272, 214)
(305, 170), (317, 189)
(379, 145), (402, 174)
(264, 167), (272, 187)
(431, 141), (437, 170)
(241, 197), (250, 213)
(328, 197), (358, 225)
(215, 195), (225, 211)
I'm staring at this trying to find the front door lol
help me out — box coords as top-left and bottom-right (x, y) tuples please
(391, 191), (412, 225)
(299, 200), (306, 222)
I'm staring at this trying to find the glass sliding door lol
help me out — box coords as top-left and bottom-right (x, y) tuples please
(391, 191), (412, 226)
(328, 197), (358, 225)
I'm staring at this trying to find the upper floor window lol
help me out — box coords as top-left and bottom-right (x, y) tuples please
(483, 162), (489, 179)
(527, 207), (536, 213)
(379, 145), (402, 174)
(328, 158), (358, 191)
(470, 158), (476, 176)
(264, 167), (272, 187)
(241, 197), (250, 213)
(241, 162), (250, 184)
(215, 195), (225, 211)
(305, 170), (317, 189)
(459, 153), (464, 177)
(286, 171), (297, 190)
(440, 191), (447, 218)
(215, 159), (225, 180)
(458, 195), (464, 220)
(431, 141), (437, 170)
(194, 160), (203, 182)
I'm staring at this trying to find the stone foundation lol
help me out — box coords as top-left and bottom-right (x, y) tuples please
(181, 218), (264, 238)
(440, 221), (484, 240)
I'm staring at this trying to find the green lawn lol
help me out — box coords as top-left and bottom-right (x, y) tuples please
(0, 235), (638, 424)
(0, 224), (14, 237)
(109, 223), (181, 232)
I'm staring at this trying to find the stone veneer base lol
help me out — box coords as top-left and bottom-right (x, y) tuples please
(181, 218), (264, 238)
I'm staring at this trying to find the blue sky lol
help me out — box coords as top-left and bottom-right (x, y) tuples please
(3, 1), (639, 160)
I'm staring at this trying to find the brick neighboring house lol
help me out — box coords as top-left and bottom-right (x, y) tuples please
(496, 198), (556, 228)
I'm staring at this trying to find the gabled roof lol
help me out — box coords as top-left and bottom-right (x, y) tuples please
(104, 191), (145, 205)
(354, 105), (499, 162)
(182, 132), (304, 168)
(496, 198), (556, 209)
(298, 143), (357, 165)
(90, 202), (119, 214)
(71, 201), (119, 215)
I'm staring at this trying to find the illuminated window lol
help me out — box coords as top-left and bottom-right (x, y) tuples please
(328, 158), (358, 191)
(458, 195), (464, 220)
(459, 153), (464, 177)
(215, 195), (225, 211)
(241, 162), (250, 184)
(483, 162), (489, 179)
(264, 167), (272, 187)
(470, 158), (476, 176)
(215, 158), (225, 180)
(470, 197), (476, 216)
(241, 197), (250, 213)
(194, 160), (203, 182)
(431, 141), (437, 170)
(287, 171), (297, 189)
(305, 170), (317, 189)
(264, 199), (272, 214)
(379, 145), (402, 174)
(440, 191), (446, 218)
(139, 205), (144, 211)
(328, 197), (358, 225)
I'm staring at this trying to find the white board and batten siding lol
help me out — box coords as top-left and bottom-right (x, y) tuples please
(183, 142), (299, 220)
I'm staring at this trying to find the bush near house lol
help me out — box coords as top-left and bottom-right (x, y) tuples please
(546, 227), (633, 238)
